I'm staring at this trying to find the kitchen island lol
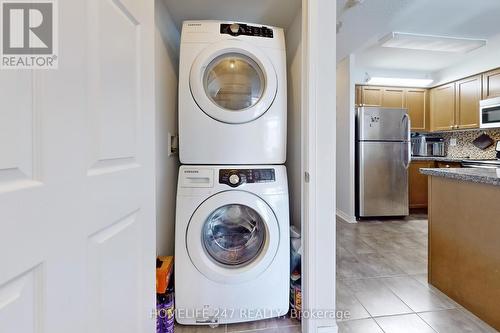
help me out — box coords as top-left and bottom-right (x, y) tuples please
(420, 167), (500, 331)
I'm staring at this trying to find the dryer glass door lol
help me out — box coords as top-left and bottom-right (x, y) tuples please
(202, 204), (266, 266)
(204, 53), (265, 112)
(190, 40), (278, 124)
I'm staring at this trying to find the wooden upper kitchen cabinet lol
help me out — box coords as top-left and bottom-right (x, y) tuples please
(482, 68), (500, 99)
(408, 161), (434, 209)
(357, 85), (428, 131)
(430, 83), (456, 131)
(405, 88), (429, 131)
(355, 85), (363, 106)
(455, 75), (481, 129)
(381, 87), (405, 108)
(359, 86), (405, 107)
(361, 86), (383, 106)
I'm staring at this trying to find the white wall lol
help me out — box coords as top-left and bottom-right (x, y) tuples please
(155, 0), (180, 256)
(336, 55), (356, 223)
(433, 33), (500, 85)
(286, 9), (302, 230)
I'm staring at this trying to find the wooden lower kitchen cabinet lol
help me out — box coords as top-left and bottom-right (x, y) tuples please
(435, 161), (462, 169)
(428, 176), (500, 331)
(408, 161), (434, 209)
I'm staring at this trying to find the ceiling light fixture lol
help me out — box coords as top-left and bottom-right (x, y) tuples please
(380, 32), (487, 53)
(366, 76), (434, 87)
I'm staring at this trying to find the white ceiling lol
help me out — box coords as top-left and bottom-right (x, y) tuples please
(337, 0), (500, 74)
(163, 0), (301, 30)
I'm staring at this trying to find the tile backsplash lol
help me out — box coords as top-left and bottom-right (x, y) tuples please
(440, 129), (500, 159)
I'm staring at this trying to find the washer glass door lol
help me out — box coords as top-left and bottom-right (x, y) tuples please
(202, 204), (266, 266)
(186, 190), (279, 284)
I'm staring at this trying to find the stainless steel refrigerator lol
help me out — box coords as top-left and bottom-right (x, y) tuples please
(356, 107), (411, 218)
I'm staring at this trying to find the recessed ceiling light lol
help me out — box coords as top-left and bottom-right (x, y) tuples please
(366, 77), (434, 87)
(380, 32), (487, 53)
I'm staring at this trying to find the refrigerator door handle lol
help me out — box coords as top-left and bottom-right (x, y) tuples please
(402, 113), (411, 141)
(402, 141), (411, 169)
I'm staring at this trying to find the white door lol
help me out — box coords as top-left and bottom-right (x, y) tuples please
(189, 40), (277, 124)
(0, 0), (155, 332)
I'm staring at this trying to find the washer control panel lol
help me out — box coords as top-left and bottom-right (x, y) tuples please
(219, 169), (275, 187)
(220, 23), (274, 38)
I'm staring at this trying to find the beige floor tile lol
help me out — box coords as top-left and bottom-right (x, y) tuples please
(410, 274), (464, 309)
(336, 279), (370, 321)
(243, 326), (301, 333)
(275, 316), (301, 327)
(343, 278), (412, 317)
(419, 309), (498, 333)
(375, 313), (435, 333)
(337, 318), (383, 333)
(380, 250), (427, 275)
(226, 317), (278, 332)
(174, 323), (226, 332)
(353, 252), (405, 277)
(381, 276), (456, 312)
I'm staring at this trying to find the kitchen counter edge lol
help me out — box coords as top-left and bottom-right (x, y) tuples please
(420, 168), (500, 186)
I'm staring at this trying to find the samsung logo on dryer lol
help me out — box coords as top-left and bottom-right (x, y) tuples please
(184, 170), (199, 174)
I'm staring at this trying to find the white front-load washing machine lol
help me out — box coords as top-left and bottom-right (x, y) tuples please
(175, 165), (290, 325)
(178, 21), (287, 165)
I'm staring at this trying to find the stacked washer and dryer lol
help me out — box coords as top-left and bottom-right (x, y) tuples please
(175, 21), (290, 325)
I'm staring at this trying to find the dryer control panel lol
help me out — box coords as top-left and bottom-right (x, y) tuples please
(220, 23), (274, 38)
(219, 169), (275, 187)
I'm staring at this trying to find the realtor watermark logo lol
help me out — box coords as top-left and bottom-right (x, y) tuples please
(1, 0), (58, 69)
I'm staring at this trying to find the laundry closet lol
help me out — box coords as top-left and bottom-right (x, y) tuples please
(154, 0), (304, 327)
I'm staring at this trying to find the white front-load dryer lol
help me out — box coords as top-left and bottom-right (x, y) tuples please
(175, 165), (290, 325)
(179, 21), (287, 164)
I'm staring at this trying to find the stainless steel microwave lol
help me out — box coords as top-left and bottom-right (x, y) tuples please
(480, 97), (500, 129)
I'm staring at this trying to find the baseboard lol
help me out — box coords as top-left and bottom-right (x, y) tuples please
(336, 209), (357, 224)
(318, 326), (338, 333)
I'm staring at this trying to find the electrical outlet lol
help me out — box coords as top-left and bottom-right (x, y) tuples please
(450, 138), (457, 147)
(168, 133), (179, 156)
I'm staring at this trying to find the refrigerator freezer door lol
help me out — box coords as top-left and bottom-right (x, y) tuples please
(358, 141), (409, 217)
(357, 107), (410, 142)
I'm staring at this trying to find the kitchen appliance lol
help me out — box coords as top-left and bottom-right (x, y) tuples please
(461, 159), (500, 168)
(175, 165), (289, 325)
(462, 141), (500, 168)
(480, 97), (500, 129)
(411, 135), (446, 157)
(356, 107), (411, 218)
(178, 21), (287, 164)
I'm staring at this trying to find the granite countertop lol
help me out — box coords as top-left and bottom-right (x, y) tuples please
(411, 156), (469, 162)
(420, 167), (500, 186)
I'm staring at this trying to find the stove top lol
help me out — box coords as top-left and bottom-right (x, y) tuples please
(462, 159), (500, 168)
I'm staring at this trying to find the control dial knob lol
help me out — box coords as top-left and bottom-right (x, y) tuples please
(229, 174), (240, 185)
(229, 23), (240, 34)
